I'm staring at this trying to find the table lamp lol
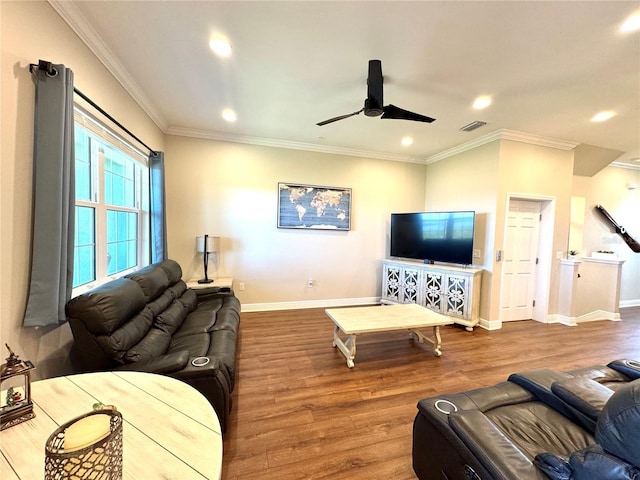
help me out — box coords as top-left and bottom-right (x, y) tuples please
(196, 234), (219, 284)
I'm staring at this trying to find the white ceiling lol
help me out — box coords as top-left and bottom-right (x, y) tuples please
(53, 1), (640, 166)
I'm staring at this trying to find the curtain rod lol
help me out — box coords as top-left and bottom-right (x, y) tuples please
(29, 60), (159, 156)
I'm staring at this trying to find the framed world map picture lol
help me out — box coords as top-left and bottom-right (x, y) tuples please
(278, 183), (352, 231)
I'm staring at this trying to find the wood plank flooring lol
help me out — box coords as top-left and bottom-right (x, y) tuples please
(222, 307), (640, 480)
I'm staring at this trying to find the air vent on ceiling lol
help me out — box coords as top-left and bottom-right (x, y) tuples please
(460, 121), (487, 132)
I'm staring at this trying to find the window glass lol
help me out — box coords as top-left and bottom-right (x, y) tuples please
(106, 210), (138, 275)
(74, 126), (92, 202)
(72, 107), (149, 294)
(73, 206), (95, 287)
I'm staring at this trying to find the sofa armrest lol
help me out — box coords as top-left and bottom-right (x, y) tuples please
(608, 359), (640, 380)
(193, 288), (235, 302)
(551, 377), (614, 421)
(448, 410), (548, 479)
(115, 350), (190, 374)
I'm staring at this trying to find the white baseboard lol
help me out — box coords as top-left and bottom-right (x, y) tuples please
(479, 318), (501, 330)
(620, 299), (640, 308)
(240, 297), (381, 313)
(547, 310), (621, 326)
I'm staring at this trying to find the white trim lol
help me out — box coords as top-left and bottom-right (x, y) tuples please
(166, 127), (423, 164)
(48, 0), (168, 132)
(610, 161), (640, 171)
(546, 314), (577, 326)
(240, 297), (381, 313)
(548, 311), (621, 326)
(479, 318), (501, 330)
(424, 129), (579, 164)
(620, 299), (640, 308)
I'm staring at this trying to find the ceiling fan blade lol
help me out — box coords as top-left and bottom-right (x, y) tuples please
(316, 108), (364, 126)
(381, 104), (436, 123)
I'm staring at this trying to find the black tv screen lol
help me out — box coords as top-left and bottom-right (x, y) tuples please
(390, 211), (475, 265)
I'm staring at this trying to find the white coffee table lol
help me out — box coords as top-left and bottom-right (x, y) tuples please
(325, 303), (454, 368)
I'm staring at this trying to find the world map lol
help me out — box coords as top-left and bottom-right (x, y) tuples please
(278, 184), (351, 230)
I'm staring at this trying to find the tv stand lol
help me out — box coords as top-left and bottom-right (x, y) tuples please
(381, 259), (483, 330)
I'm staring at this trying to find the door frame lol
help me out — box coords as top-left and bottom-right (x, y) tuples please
(500, 193), (556, 323)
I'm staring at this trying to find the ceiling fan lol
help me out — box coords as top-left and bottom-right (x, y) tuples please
(316, 59), (436, 126)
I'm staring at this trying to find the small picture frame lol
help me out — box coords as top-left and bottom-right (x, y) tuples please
(278, 183), (352, 231)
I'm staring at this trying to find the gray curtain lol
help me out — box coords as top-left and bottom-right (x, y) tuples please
(23, 63), (75, 327)
(150, 151), (167, 263)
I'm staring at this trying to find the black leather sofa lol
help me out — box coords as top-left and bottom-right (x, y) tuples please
(66, 259), (240, 433)
(413, 359), (640, 480)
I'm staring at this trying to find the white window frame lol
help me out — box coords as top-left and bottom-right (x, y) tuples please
(72, 106), (150, 297)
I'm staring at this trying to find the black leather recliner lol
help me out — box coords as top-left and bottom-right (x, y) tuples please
(412, 360), (640, 480)
(66, 259), (241, 433)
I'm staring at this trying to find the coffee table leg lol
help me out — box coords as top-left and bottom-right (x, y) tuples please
(333, 325), (356, 368)
(410, 326), (443, 357)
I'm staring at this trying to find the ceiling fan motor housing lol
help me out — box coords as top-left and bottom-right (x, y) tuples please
(364, 98), (383, 117)
(366, 59), (384, 116)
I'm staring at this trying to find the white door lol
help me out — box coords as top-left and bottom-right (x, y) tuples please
(500, 200), (541, 321)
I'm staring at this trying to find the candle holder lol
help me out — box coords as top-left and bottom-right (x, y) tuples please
(45, 409), (123, 480)
(0, 344), (35, 430)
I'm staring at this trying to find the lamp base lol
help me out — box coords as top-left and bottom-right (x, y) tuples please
(198, 278), (214, 284)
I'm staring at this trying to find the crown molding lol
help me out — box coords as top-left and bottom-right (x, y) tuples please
(166, 126), (424, 163)
(48, 1), (589, 167)
(424, 129), (580, 164)
(47, 0), (168, 132)
(610, 161), (640, 171)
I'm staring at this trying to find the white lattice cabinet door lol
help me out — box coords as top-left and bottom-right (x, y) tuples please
(400, 266), (422, 304)
(423, 270), (445, 312)
(382, 259), (482, 330)
(382, 262), (422, 305)
(382, 263), (401, 303)
(442, 273), (472, 320)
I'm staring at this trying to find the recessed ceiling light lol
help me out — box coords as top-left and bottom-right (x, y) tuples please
(472, 96), (492, 110)
(209, 39), (232, 57)
(591, 111), (615, 122)
(222, 109), (237, 122)
(401, 137), (414, 146)
(620, 11), (640, 32)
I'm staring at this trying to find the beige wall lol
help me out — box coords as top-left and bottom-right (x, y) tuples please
(495, 140), (575, 320)
(424, 139), (580, 324)
(424, 140), (500, 321)
(164, 135), (427, 308)
(572, 165), (640, 303)
(1, 1), (165, 379)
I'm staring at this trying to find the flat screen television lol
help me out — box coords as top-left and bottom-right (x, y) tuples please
(390, 211), (475, 265)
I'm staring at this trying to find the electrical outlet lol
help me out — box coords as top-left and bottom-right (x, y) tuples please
(307, 278), (313, 288)
(238, 282), (245, 291)
(473, 249), (481, 258)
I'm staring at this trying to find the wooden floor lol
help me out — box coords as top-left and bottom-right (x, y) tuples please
(222, 307), (640, 480)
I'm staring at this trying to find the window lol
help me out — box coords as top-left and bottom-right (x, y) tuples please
(72, 107), (150, 294)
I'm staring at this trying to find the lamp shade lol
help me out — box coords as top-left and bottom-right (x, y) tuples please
(196, 235), (219, 253)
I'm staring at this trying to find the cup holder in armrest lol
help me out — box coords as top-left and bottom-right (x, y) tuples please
(191, 357), (211, 367)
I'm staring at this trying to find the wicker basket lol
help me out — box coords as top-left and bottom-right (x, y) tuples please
(44, 409), (123, 479)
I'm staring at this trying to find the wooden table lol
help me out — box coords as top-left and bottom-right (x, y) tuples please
(326, 303), (454, 368)
(0, 371), (222, 479)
